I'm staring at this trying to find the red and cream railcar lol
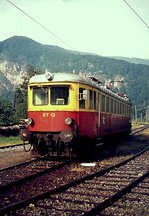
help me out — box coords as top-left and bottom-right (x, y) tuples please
(20, 72), (132, 156)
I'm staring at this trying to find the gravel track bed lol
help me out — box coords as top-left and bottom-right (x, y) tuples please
(101, 177), (149, 216)
(13, 149), (149, 216)
(0, 159), (60, 187)
(0, 162), (101, 210)
(0, 128), (149, 215)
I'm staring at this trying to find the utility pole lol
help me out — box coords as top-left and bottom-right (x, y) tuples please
(146, 106), (149, 122)
(134, 105), (137, 122)
(140, 113), (142, 122)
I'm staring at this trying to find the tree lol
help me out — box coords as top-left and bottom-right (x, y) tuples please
(0, 98), (16, 126)
(14, 65), (42, 122)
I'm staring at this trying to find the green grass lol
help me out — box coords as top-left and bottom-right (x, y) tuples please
(132, 121), (149, 129)
(0, 136), (22, 146)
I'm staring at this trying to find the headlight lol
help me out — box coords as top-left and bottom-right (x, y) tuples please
(20, 128), (31, 141)
(65, 118), (73, 126)
(24, 118), (33, 125)
(60, 130), (73, 142)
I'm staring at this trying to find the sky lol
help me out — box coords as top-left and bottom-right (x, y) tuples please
(0, 0), (149, 59)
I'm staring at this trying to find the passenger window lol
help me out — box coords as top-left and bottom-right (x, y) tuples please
(94, 91), (96, 110)
(120, 103), (122, 114)
(117, 102), (120, 114)
(114, 100), (117, 114)
(98, 93), (100, 110)
(110, 98), (113, 113)
(106, 97), (109, 112)
(127, 105), (129, 116)
(129, 106), (132, 116)
(124, 105), (126, 115)
(122, 104), (124, 114)
(33, 87), (48, 105)
(79, 88), (85, 109)
(101, 95), (105, 112)
(120, 103), (124, 115)
(89, 90), (93, 109)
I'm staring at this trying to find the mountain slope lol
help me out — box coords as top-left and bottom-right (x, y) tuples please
(0, 36), (149, 109)
(110, 56), (149, 65)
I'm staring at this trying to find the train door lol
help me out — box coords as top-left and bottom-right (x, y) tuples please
(78, 87), (89, 136)
(97, 92), (101, 135)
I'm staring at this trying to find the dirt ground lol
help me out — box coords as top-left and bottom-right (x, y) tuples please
(0, 128), (149, 170)
(0, 146), (34, 169)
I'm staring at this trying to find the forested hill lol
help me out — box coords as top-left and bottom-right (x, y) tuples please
(109, 56), (149, 66)
(0, 36), (149, 110)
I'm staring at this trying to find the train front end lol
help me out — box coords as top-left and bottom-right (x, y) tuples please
(20, 73), (79, 156)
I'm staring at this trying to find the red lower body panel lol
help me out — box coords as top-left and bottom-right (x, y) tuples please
(28, 111), (131, 138)
(28, 111), (78, 132)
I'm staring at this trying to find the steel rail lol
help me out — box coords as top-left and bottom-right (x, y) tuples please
(84, 171), (149, 215)
(0, 143), (23, 149)
(0, 146), (148, 215)
(0, 160), (70, 191)
(0, 157), (40, 172)
(131, 125), (149, 135)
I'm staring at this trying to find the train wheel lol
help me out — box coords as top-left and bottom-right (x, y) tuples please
(35, 137), (48, 156)
(55, 140), (65, 156)
(76, 136), (92, 159)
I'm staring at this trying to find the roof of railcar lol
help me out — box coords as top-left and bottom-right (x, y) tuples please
(29, 72), (92, 84)
(29, 72), (131, 104)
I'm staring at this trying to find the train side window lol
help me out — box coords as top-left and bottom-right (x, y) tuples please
(114, 100), (117, 114)
(128, 105), (131, 116)
(120, 103), (122, 114)
(127, 105), (130, 116)
(120, 103), (124, 115)
(33, 87), (48, 105)
(124, 104), (126, 115)
(106, 97), (109, 112)
(127, 105), (129, 115)
(101, 95), (105, 112)
(98, 93), (100, 110)
(94, 91), (97, 110)
(122, 104), (124, 114)
(128, 106), (131, 116)
(130, 106), (132, 116)
(117, 102), (120, 114)
(89, 90), (93, 109)
(110, 98), (113, 113)
(50, 86), (69, 105)
(79, 88), (85, 109)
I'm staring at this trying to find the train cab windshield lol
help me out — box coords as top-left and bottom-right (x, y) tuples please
(32, 86), (69, 106)
(33, 87), (48, 105)
(50, 86), (69, 105)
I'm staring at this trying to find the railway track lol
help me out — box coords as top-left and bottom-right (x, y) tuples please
(0, 158), (99, 215)
(0, 146), (148, 215)
(0, 143), (23, 150)
(131, 124), (149, 135)
(0, 158), (67, 189)
(0, 124), (148, 150)
(101, 176), (149, 215)
(0, 141), (33, 153)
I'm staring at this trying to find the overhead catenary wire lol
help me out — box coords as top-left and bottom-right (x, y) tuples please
(6, 0), (148, 54)
(6, 0), (79, 53)
(6, 0), (148, 70)
(122, 0), (149, 29)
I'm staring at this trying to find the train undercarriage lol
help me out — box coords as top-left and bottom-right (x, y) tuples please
(20, 127), (131, 158)
(20, 128), (81, 157)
